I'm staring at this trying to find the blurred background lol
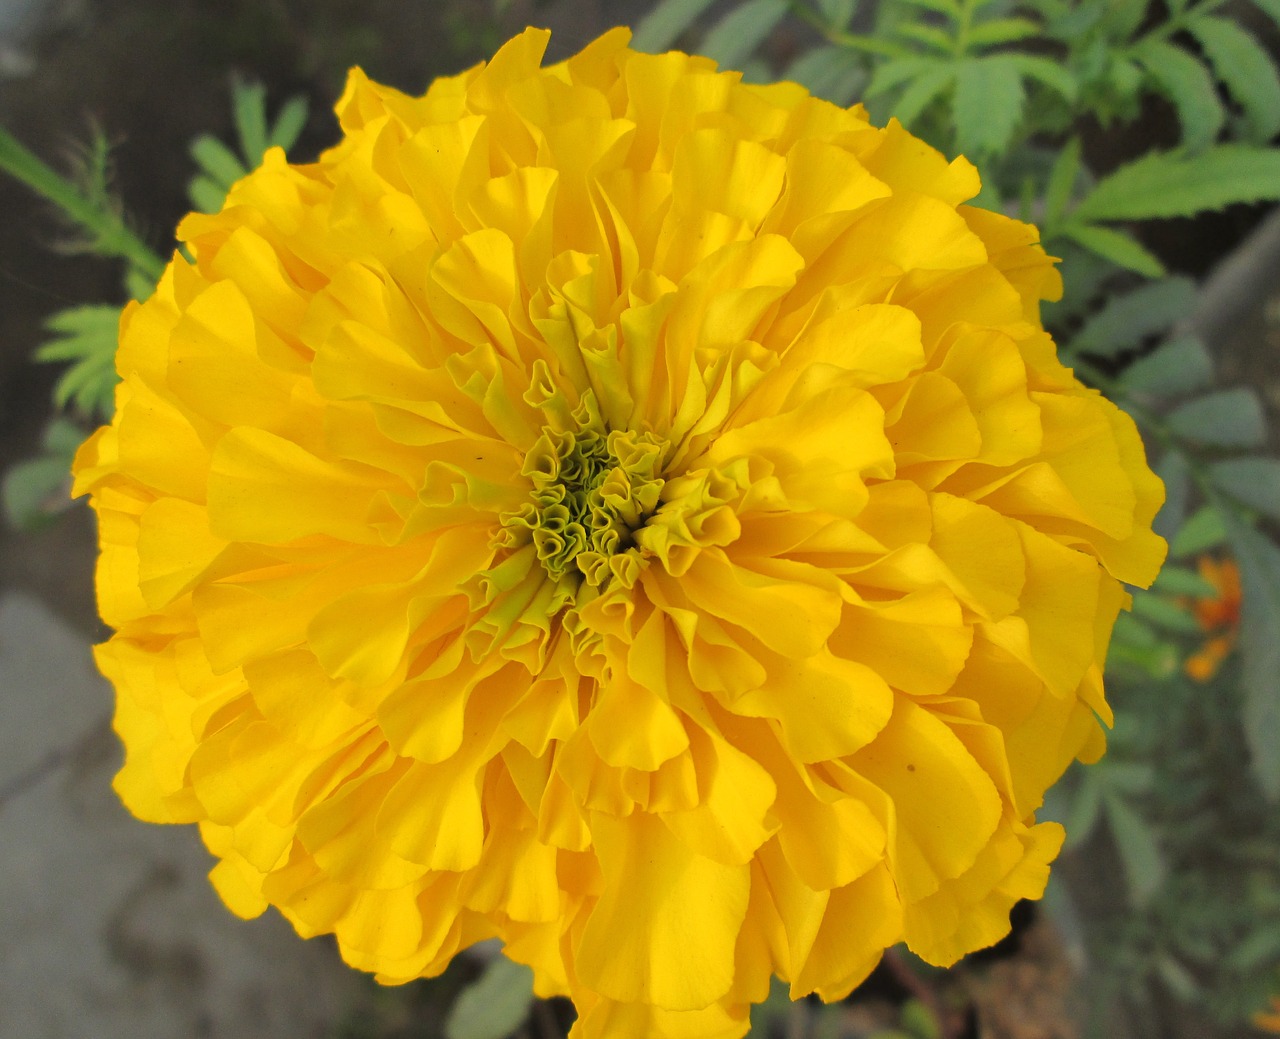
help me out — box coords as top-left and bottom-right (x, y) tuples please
(1, 2), (1279, 1038)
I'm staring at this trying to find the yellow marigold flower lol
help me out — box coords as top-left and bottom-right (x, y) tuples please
(1184, 555), (1242, 681)
(73, 27), (1166, 1039)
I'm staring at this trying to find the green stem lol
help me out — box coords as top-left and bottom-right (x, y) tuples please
(0, 125), (165, 283)
(790, 0), (911, 58)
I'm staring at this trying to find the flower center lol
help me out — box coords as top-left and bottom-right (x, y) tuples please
(499, 417), (666, 589)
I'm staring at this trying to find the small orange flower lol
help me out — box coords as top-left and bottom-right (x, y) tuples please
(1184, 556), (1242, 681)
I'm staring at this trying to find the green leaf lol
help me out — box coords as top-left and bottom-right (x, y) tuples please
(965, 17), (1041, 48)
(866, 55), (943, 98)
(1167, 388), (1267, 447)
(267, 95), (309, 154)
(1117, 335), (1214, 397)
(1223, 516), (1280, 797)
(1075, 145), (1280, 221)
(1103, 792), (1166, 904)
(1169, 503), (1227, 558)
(1062, 770), (1103, 848)
(701, 0), (789, 68)
(188, 174), (228, 214)
(1153, 450), (1191, 542)
(891, 64), (956, 126)
(34, 304), (122, 418)
(1008, 53), (1078, 103)
(892, 0), (962, 20)
(1044, 136), (1081, 227)
(894, 21), (957, 54)
(232, 79), (270, 167)
(817, 0), (858, 30)
(189, 134), (247, 189)
(1067, 276), (1196, 359)
(1152, 564), (1218, 597)
(1155, 954), (1200, 999)
(1209, 458), (1280, 520)
(1059, 223), (1166, 277)
(1190, 17), (1280, 143)
(632, 0), (718, 51)
(785, 46), (865, 105)
(1132, 39), (1225, 152)
(1130, 590), (1203, 633)
(444, 956), (535, 1039)
(2, 458), (72, 531)
(953, 56), (1025, 157)
(1251, 0), (1280, 32)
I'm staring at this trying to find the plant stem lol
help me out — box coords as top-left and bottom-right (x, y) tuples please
(0, 126), (165, 283)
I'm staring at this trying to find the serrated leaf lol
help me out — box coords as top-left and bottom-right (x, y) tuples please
(1209, 458), (1280, 519)
(1045, 136), (1081, 227)
(1059, 223), (1166, 277)
(965, 17), (1041, 48)
(1067, 276), (1196, 358)
(1103, 792), (1166, 904)
(1118, 335), (1214, 397)
(785, 46), (865, 105)
(1008, 53), (1078, 103)
(1132, 39), (1225, 151)
(444, 957), (535, 1039)
(268, 95), (309, 154)
(1152, 564), (1218, 597)
(1190, 17), (1280, 143)
(866, 55), (942, 98)
(232, 79), (270, 166)
(1130, 589), (1203, 633)
(632, 0), (719, 51)
(817, 0), (858, 29)
(189, 134), (246, 189)
(1170, 503), (1228, 558)
(953, 56), (1025, 157)
(1075, 145), (1280, 221)
(891, 64), (956, 126)
(1167, 388), (1267, 447)
(701, 0), (789, 68)
(894, 21), (958, 53)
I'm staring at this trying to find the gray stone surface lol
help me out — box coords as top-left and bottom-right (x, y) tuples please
(0, 591), (362, 1039)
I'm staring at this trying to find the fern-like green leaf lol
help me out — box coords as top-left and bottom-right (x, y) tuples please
(866, 55), (942, 98)
(1074, 145), (1280, 220)
(785, 46), (864, 105)
(816, 0), (858, 30)
(965, 17), (1041, 49)
(34, 304), (122, 418)
(1067, 276), (1195, 358)
(953, 55), (1025, 157)
(892, 0), (963, 20)
(631, 0), (718, 51)
(190, 134), (248, 191)
(1132, 38), (1225, 151)
(890, 64), (956, 126)
(1008, 53), (1078, 103)
(1059, 223), (1166, 277)
(1224, 515), (1280, 798)
(1189, 16), (1280, 143)
(268, 95), (309, 154)
(232, 79), (270, 167)
(1044, 137), (1081, 227)
(893, 21), (957, 54)
(701, 0), (789, 69)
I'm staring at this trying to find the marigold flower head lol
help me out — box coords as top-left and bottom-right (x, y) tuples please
(73, 27), (1166, 1039)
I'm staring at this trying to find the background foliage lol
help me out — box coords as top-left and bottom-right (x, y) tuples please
(2, 0), (1279, 1036)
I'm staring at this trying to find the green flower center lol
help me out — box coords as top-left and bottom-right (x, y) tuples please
(500, 419), (666, 589)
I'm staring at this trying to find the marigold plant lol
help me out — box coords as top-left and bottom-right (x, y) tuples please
(72, 27), (1166, 1039)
